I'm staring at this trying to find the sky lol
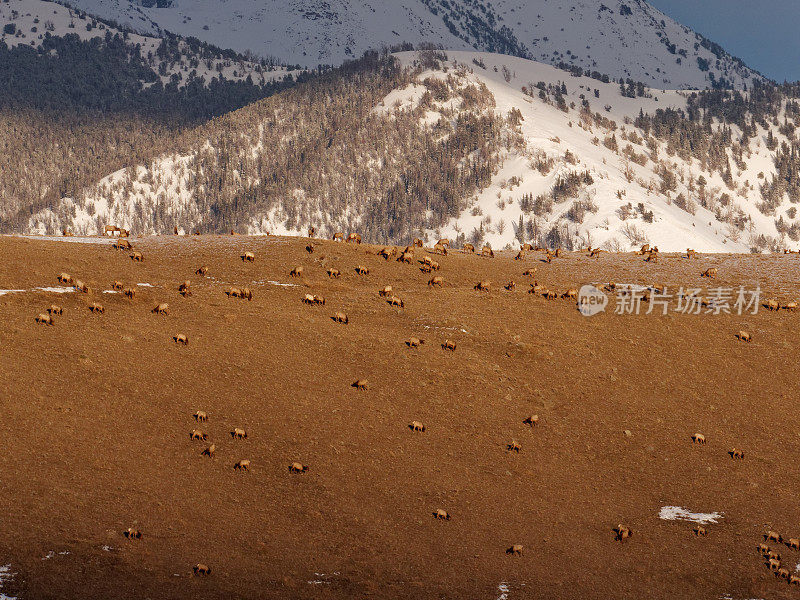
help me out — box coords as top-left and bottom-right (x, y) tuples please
(648, 0), (800, 82)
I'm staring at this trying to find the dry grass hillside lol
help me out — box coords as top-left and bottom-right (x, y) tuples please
(1, 234), (800, 599)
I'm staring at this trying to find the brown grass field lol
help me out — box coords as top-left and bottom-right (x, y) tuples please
(1, 234), (800, 599)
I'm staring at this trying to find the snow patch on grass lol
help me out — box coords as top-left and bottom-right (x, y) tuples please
(496, 582), (510, 600)
(659, 506), (722, 524)
(0, 564), (17, 600)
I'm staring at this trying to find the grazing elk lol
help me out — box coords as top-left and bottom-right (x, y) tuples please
(782, 301), (798, 311)
(193, 564), (211, 576)
(239, 287), (253, 301)
(700, 268), (717, 278)
(123, 288), (136, 299)
(757, 543), (770, 555)
(124, 528), (142, 540)
(152, 303), (170, 315)
(768, 549), (782, 561)
(790, 574), (800, 586)
(231, 428), (248, 440)
(764, 299), (780, 311)
(523, 415), (539, 427)
(507, 441), (521, 453)
(355, 265), (370, 275)
(378, 285), (393, 297)
(178, 281), (191, 297)
(481, 245), (494, 258)
(130, 251), (144, 262)
(474, 281), (490, 292)
(506, 545), (523, 556)
(57, 273), (73, 284)
(433, 243), (448, 256)
(289, 462), (309, 473)
(114, 239), (132, 250)
(691, 433), (706, 445)
(387, 295), (404, 308)
(463, 243), (475, 253)
(433, 509), (450, 520)
(614, 525), (633, 541)
(409, 421), (426, 432)
(306, 243), (315, 254)
(47, 305), (62, 315)
(352, 379), (367, 391)
(766, 531), (783, 543)
(442, 340), (456, 352)
(74, 280), (89, 293)
(347, 233), (362, 244)
(308, 226), (316, 237)
(514, 250), (525, 260)
(589, 249), (603, 258)
(505, 281), (516, 291)
(35, 313), (54, 325)
(290, 267), (304, 278)
(694, 526), (708, 537)
(413, 238), (423, 248)
(406, 338), (424, 348)
(735, 330), (752, 342)
(638, 244), (650, 255)
(786, 538), (800, 551)
(332, 312), (349, 324)
(428, 276), (443, 287)
(333, 232), (344, 242)
(686, 249), (697, 259)
(242, 251), (255, 262)
(327, 268), (341, 278)
(89, 302), (104, 314)
(234, 460), (250, 471)
(194, 411), (208, 422)
(377, 248), (393, 260)
(768, 558), (781, 572)
(522, 269), (536, 277)
(561, 289), (578, 300)
(190, 430), (208, 441)
(541, 290), (557, 300)
(202, 444), (215, 457)
(397, 251), (414, 264)
(112, 281), (124, 290)
(778, 567), (791, 580)
(729, 448), (744, 459)
(195, 266), (208, 276)
(174, 334), (189, 345)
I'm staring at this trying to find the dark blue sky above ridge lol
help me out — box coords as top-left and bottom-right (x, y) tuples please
(649, 0), (800, 81)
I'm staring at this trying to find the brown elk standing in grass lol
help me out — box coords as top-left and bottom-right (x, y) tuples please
(766, 531), (783, 543)
(190, 430), (208, 441)
(123, 288), (136, 299)
(541, 290), (557, 300)
(505, 281), (516, 291)
(590, 249), (603, 258)
(507, 441), (521, 453)
(327, 268), (341, 278)
(130, 251), (144, 262)
(195, 266), (208, 276)
(290, 267), (304, 277)
(638, 244), (650, 255)
(429, 276), (443, 287)
(514, 250), (525, 260)
(89, 302), (104, 314)
(686, 249), (697, 259)
(506, 545), (523, 556)
(35, 313), (54, 325)
(58, 273), (73, 284)
(700, 268), (717, 278)
(332, 312), (349, 324)
(352, 379), (367, 390)
(308, 227), (316, 238)
(74, 280), (89, 293)
(409, 421), (426, 432)
(433, 509), (450, 520)
(387, 296), (404, 308)
(194, 411), (208, 422)
(234, 460), (250, 471)
(782, 301), (798, 311)
(239, 287), (253, 301)
(202, 444), (215, 457)
(406, 338), (424, 348)
(729, 448), (744, 459)
(124, 528), (142, 540)
(691, 433), (706, 445)
(112, 280), (124, 290)
(735, 330), (752, 342)
(786, 538), (800, 550)
(241, 251), (255, 262)
(378, 285), (393, 297)
(231, 428), (248, 440)
(442, 340), (456, 351)
(174, 334), (189, 345)
(333, 232), (344, 242)
(355, 265), (370, 275)
(694, 526), (708, 537)
(433, 243), (448, 255)
(463, 243), (475, 253)
(523, 415), (539, 427)
(289, 462), (309, 473)
(347, 233), (362, 244)
(614, 525), (633, 541)
(152, 303), (170, 315)
(522, 243), (533, 251)
(377, 248), (393, 260)
(561, 289), (578, 300)
(306, 243), (315, 254)
(481, 245), (494, 258)
(178, 281), (191, 297)
(474, 281), (490, 292)
(764, 299), (780, 311)
(193, 564), (211, 576)
(413, 238), (423, 248)
(397, 251), (414, 264)
(48, 305), (63, 315)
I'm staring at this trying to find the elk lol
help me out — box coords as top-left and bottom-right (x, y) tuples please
(768, 550), (782, 561)
(433, 243), (448, 256)
(694, 526), (708, 537)
(436, 239), (450, 248)
(782, 301), (798, 311)
(764, 299), (780, 311)
(541, 290), (557, 300)
(347, 233), (362, 244)
(193, 564), (211, 576)
(409, 421), (426, 432)
(114, 239), (132, 250)
(691, 433), (706, 445)
(504, 281), (516, 291)
(124, 528), (142, 540)
(768, 558), (781, 572)
(226, 287), (242, 299)
(289, 462), (309, 473)
(355, 265), (370, 275)
(194, 411), (208, 422)
(74, 280), (89, 293)
(590, 249), (603, 258)
(419, 264), (433, 274)
(174, 334), (189, 345)
(35, 313), (54, 325)
(686, 249), (697, 259)
(327, 268), (341, 278)
(786, 538), (800, 551)
(241, 251), (255, 262)
(428, 276), (443, 287)
(522, 269), (536, 276)
(130, 251), (144, 262)
(757, 543), (770, 555)
(306, 243), (314, 254)
(178, 281), (191, 297)
(735, 330), (752, 342)
(506, 545), (523, 556)
(644, 251), (658, 263)
(406, 338), (424, 348)
(302, 294), (317, 305)
(463, 243), (475, 253)
(561, 289), (578, 300)
(112, 280), (124, 290)
(333, 232), (344, 242)
(766, 531), (783, 543)
(790, 574), (800, 586)
(442, 340), (456, 351)
(639, 244), (650, 255)
(308, 226), (316, 237)
(413, 238), (423, 247)
(481, 245), (494, 258)
(88, 302), (104, 314)
(202, 444), (215, 457)
(231, 428), (248, 439)
(195, 266), (208, 276)
(429, 260), (440, 271)
(729, 448), (744, 459)
(332, 312), (349, 324)
(523, 415), (539, 427)
(234, 460), (250, 471)
(474, 281), (490, 292)
(123, 288), (136, 299)
(47, 305), (63, 315)
(152, 303), (170, 315)
(352, 379), (367, 391)
(778, 567), (791, 580)
(57, 273), (73, 284)
(700, 268), (717, 278)
(387, 295), (404, 308)
(614, 525), (633, 541)
(514, 250), (525, 260)
(190, 430), (208, 441)
(378, 285), (393, 297)
(397, 251), (414, 264)
(240, 287), (253, 301)
(290, 267), (304, 277)
(377, 248), (393, 260)
(433, 509), (450, 520)
(507, 441), (521, 453)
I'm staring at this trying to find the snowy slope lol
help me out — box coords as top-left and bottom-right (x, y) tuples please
(62, 0), (762, 89)
(28, 50), (798, 252)
(0, 0), (299, 87)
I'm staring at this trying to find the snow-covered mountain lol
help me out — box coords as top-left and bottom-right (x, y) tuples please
(63, 0), (762, 90)
(27, 50), (800, 252)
